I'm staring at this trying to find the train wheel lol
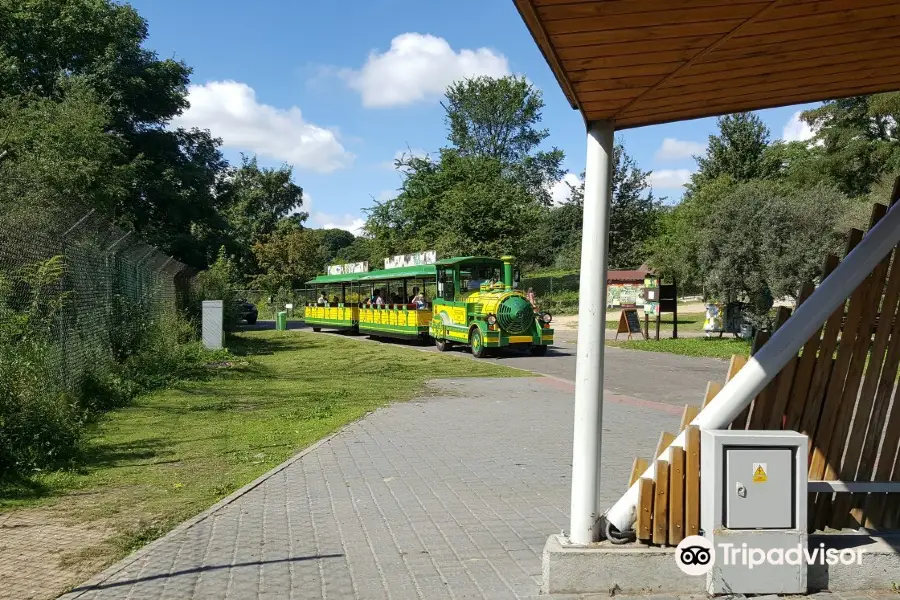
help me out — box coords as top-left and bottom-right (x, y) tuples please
(435, 337), (450, 352)
(530, 344), (548, 356)
(470, 328), (486, 358)
(312, 327), (321, 332)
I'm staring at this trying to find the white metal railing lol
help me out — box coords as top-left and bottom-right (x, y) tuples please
(603, 200), (900, 535)
(808, 481), (900, 493)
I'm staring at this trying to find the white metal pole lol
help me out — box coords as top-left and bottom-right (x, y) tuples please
(569, 120), (615, 545)
(604, 200), (900, 533)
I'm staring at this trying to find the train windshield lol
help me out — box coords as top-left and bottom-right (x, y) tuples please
(460, 264), (501, 291)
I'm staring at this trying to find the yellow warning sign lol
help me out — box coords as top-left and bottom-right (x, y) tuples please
(753, 462), (768, 483)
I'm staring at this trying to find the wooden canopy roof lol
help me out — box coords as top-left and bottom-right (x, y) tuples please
(513, 0), (900, 129)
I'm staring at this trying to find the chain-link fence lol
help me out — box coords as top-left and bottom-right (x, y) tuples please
(236, 288), (317, 321)
(520, 273), (581, 314)
(1, 202), (193, 473)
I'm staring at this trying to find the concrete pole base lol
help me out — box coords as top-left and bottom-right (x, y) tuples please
(541, 533), (900, 595)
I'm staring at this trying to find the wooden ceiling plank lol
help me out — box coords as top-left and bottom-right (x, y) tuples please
(544, 4), (763, 35)
(577, 89), (647, 105)
(651, 47), (900, 91)
(556, 34), (718, 61)
(609, 78), (900, 129)
(631, 57), (900, 112)
(574, 75), (663, 93)
(702, 21), (900, 64)
(616, 70), (900, 121)
(562, 47), (706, 72)
(724, 13), (900, 46)
(551, 19), (744, 48)
(568, 61), (687, 83)
(537, 0), (767, 22)
(736, 3), (900, 37)
(608, 0), (783, 119)
(756, 0), (897, 22)
(688, 35), (900, 77)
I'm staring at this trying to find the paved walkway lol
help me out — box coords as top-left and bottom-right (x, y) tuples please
(61, 377), (686, 599)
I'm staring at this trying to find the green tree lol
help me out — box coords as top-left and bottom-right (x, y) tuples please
(443, 75), (564, 205)
(318, 229), (356, 262)
(0, 0), (229, 267)
(688, 112), (779, 194)
(251, 229), (327, 292)
(799, 95), (900, 197)
(549, 145), (661, 270)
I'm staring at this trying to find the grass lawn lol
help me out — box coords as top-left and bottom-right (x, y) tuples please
(0, 329), (524, 587)
(607, 336), (751, 359)
(606, 311), (706, 333)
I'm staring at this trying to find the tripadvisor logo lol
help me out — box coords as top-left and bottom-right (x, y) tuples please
(675, 535), (865, 575)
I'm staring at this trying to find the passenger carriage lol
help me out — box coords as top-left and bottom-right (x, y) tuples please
(303, 255), (553, 358)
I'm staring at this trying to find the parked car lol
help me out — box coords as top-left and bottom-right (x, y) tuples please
(236, 299), (258, 324)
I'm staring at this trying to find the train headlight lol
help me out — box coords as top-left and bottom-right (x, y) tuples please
(541, 312), (552, 324)
(487, 314), (497, 325)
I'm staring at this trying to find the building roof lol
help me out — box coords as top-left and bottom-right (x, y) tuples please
(512, 0), (900, 129)
(608, 268), (653, 284)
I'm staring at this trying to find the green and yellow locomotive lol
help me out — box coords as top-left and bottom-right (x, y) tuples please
(430, 256), (553, 357)
(303, 255), (553, 358)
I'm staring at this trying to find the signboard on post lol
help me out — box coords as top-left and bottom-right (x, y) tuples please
(327, 261), (368, 275)
(384, 250), (437, 270)
(616, 308), (645, 340)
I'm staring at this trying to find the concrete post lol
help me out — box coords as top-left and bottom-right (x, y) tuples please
(569, 120), (615, 544)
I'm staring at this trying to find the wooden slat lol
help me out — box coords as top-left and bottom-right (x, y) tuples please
(784, 278), (833, 432)
(817, 234), (890, 530)
(726, 354), (747, 382)
(732, 343), (760, 430)
(652, 460), (670, 545)
(809, 211), (885, 531)
(556, 34), (719, 61)
(656, 431), (676, 459)
(705, 19), (900, 64)
(636, 477), (654, 541)
(536, 0), (767, 20)
(575, 74), (667, 94)
(622, 55), (900, 113)
(608, 75), (900, 128)
(755, 0), (897, 24)
(837, 240), (900, 528)
(684, 426), (701, 537)
(680, 405), (700, 432)
(568, 61), (685, 83)
(767, 286), (816, 430)
(702, 381), (722, 408)
(542, 5), (763, 36)
(630, 457), (649, 487)
(748, 307), (792, 429)
(798, 231), (864, 447)
(668, 446), (686, 546)
(551, 19), (745, 49)
(563, 47), (707, 73)
(727, 12), (900, 46)
(737, 2), (900, 37)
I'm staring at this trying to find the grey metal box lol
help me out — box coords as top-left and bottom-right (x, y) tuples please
(725, 447), (794, 529)
(202, 300), (224, 350)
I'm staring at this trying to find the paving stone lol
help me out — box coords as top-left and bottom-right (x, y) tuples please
(59, 376), (721, 599)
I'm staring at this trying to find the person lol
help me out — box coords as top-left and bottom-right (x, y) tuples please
(317, 292), (327, 306)
(526, 287), (537, 309)
(332, 295), (340, 305)
(374, 289), (384, 306)
(411, 286), (426, 309)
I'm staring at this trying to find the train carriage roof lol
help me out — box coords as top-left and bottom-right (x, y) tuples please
(305, 272), (365, 285)
(359, 265), (437, 281)
(434, 256), (503, 266)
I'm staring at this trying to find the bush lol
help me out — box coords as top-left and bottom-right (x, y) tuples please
(189, 247), (241, 331)
(0, 255), (215, 477)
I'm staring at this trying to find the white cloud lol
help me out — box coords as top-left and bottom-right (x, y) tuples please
(342, 33), (510, 108)
(782, 110), (816, 143)
(549, 173), (582, 206)
(650, 169), (693, 190)
(655, 137), (706, 161)
(310, 212), (365, 235)
(172, 80), (353, 173)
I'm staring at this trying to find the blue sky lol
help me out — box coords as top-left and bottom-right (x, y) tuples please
(131, 0), (817, 233)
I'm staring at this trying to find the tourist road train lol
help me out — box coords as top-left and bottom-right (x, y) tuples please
(303, 255), (553, 357)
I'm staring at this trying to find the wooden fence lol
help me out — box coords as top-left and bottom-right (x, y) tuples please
(632, 195), (900, 546)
